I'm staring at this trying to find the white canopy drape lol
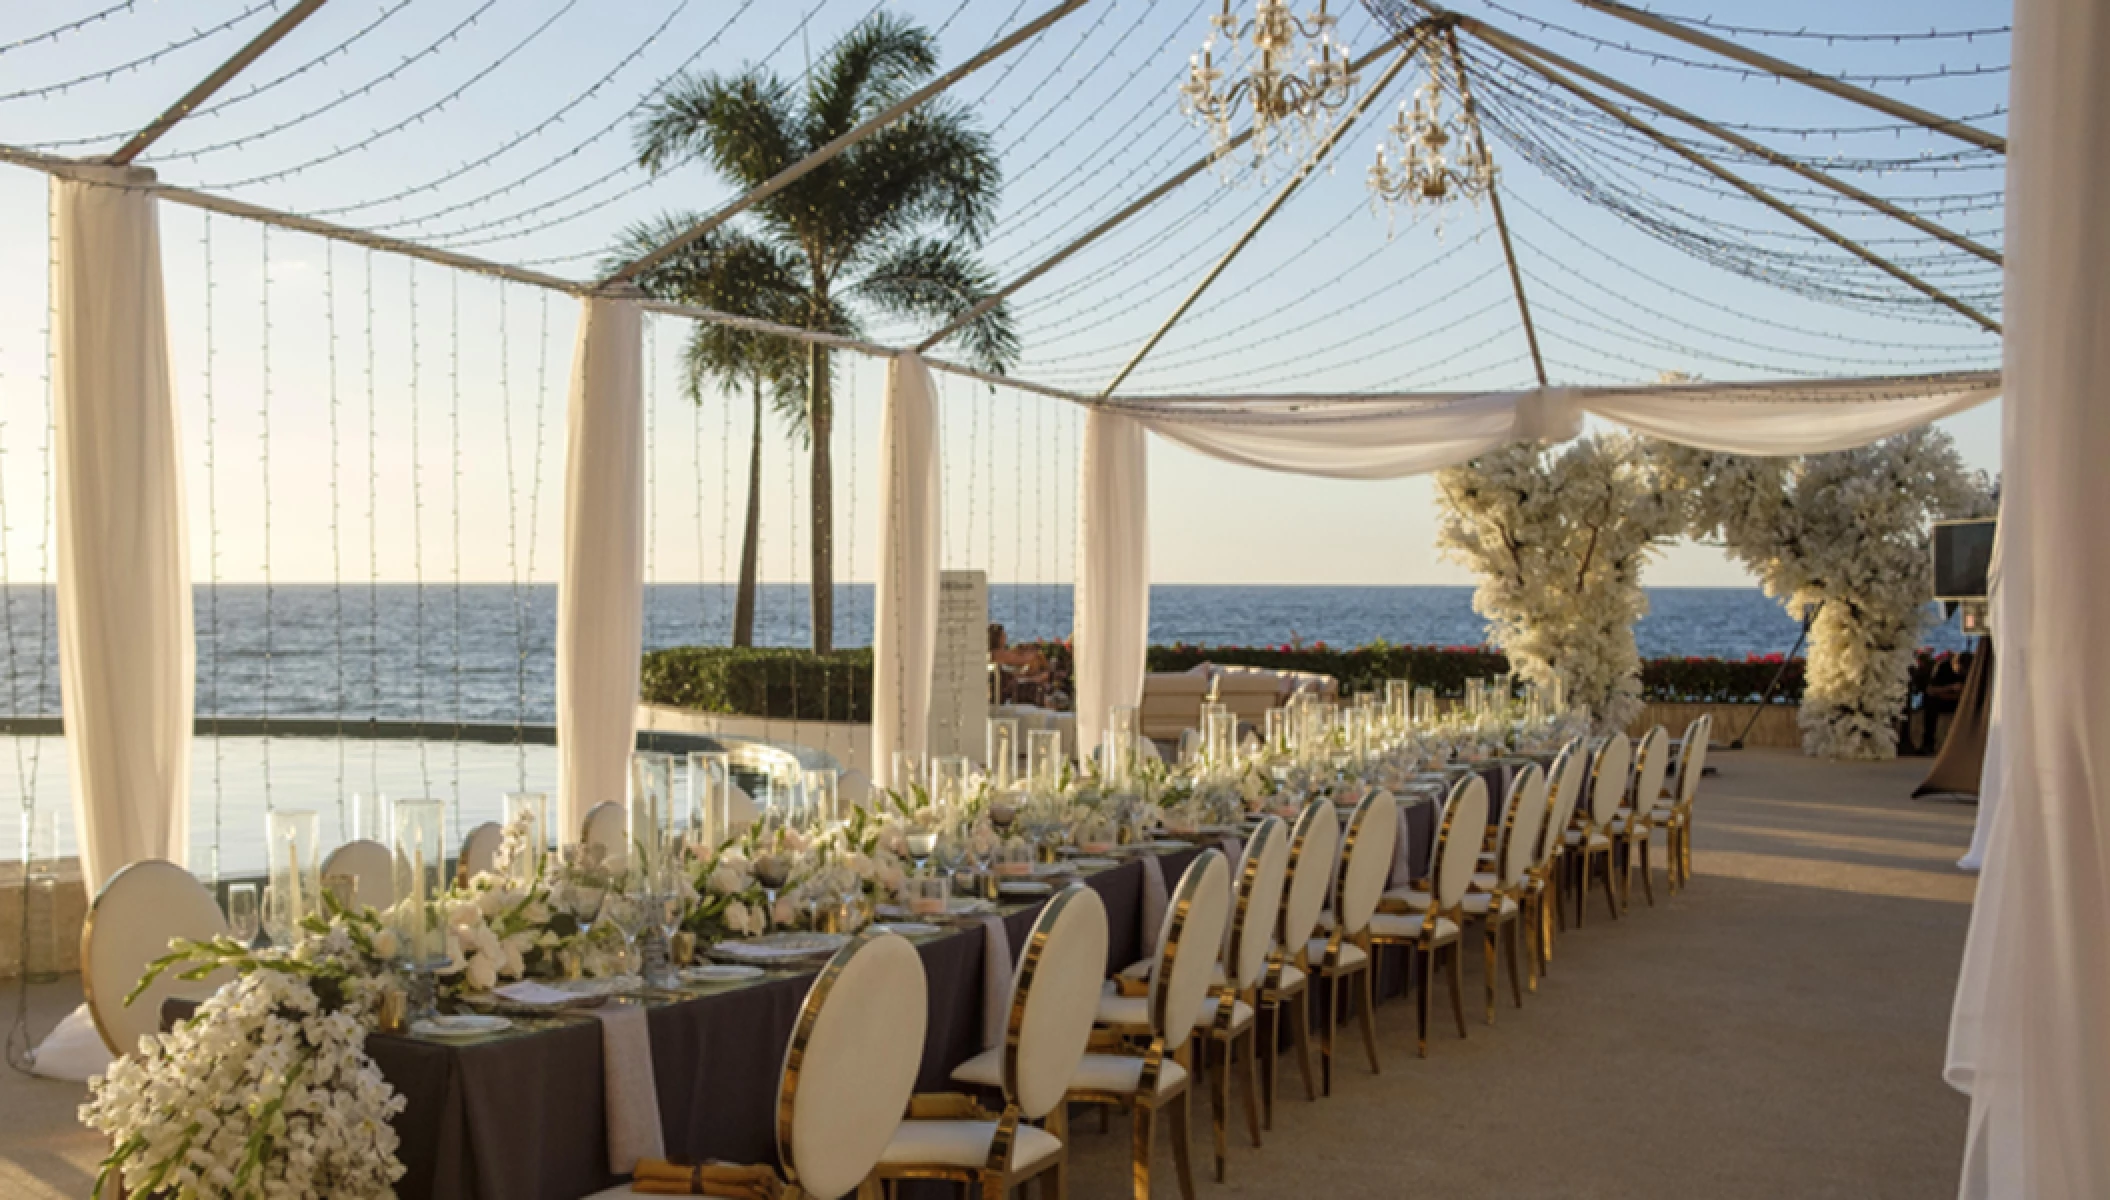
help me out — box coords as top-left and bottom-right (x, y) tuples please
(1072, 409), (1150, 760)
(1945, 0), (2110, 1193)
(556, 292), (644, 837)
(53, 169), (193, 892)
(871, 352), (941, 782)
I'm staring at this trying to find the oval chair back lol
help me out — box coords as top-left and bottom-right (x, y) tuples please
(458, 822), (504, 881)
(1631, 726), (1672, 816)
(1434, 778), (1490, 911)
(776, 931), (928, 1200)
(581, 801), (627, 869)
(1497, 765), (1548, 891)
(1333, 791), (1400, 939)
(1004, 884), (1110, 1121)
(1150, 850), (1233, 1050)
(1226, 817), (1290, 992)
(1544, 740), (1589, 851)
(1278, 802), (1340, 955)
(1586, 735), (1633, 829)
(1677, 715), (1712, 813)
(319, 839), (394, 910)
(83, 860), (233, 1056)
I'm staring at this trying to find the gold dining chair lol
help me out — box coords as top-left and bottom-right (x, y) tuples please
(1308, 790), (1398, 1094)
(1257, 800), (1338, 1129)
(1525, 741), (1588, 984)
(1200, 816), (1288, 1181)
(1566, 734), (1631, 925)
(1612, 726), (1673, 911)
(1370, 775), (1487, 1056)
(1660, 715), (1712, 891)
(1065, 850), (1231, 1200)
(880, 885), (1109, 1200)
(580, 930), (927, 1200)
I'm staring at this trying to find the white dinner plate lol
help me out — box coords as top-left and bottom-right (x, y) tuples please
(681, 964), (765, 984)
(872, 921), (942, 937)
(712, 932), (851, 963)
(1068, 857), (1120, 871)
(999, 880), (1053, 897)
(412, 1014), (511, 1040)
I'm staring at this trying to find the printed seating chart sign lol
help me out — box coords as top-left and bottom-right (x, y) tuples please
(930, 570), (989, 760)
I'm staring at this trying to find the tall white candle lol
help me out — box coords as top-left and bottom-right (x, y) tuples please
(412, 844), (428, 963)
(285, 833), (305, 931)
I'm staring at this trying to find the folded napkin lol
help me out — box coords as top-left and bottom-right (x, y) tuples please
(590, 1003), (666, 1175)
(979, 915), (1015, 1052)
(1389, 809), (1420, 888)
(628, 1158), (783, 1198)
(1138, 855), (1170, 959)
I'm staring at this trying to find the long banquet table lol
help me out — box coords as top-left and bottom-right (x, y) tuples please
(165, 764), (1541, 1200)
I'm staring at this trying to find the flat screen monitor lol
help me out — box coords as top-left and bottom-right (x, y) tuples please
(1933, 518), (1996, 601)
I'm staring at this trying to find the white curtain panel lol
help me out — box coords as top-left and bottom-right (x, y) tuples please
(1580, 371), (1999, 456)
(556, 293), (644, 837)
(1072, 409), (1149, 758)
(52, 170), (193, 891)
(871, 352), (941, 780)
(1946, 0), (2110, 1193)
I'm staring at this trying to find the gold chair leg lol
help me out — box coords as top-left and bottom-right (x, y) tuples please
(1320, 971), (1338, 1097)
(1130, 1098), (1155, 1200)
(1599, 847), (1621, 921)
(1168, 1087), (1197, 1200)
(1045, 1150), (1067, 1200)
(1572, 849), (1588, 929)
(1238, 1024), (1262, 1149)
(1505, 917), (1525, 1009)
(1416, 942), (1433, 1058)
(1482, 921), (1498, 1026)
(1639, 836), (1656, 907)
(1291, 985), (1317, 1103)
(1357, 963), (1380, 1075)
(1446, 940), (1467, 1040)
(1210, 1034), (1229, 1183)
(1257, 995), (1277, 1132)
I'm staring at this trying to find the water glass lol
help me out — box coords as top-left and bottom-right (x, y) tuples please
(905, 874), (951, 918)
(226, 882), (261, 946)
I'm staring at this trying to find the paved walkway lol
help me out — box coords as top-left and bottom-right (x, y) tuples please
(0, 750), (1977, 1199)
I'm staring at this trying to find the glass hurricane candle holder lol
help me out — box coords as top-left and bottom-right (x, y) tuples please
(1027, 729), (1064, 792)
(986, 717), (1019, 790)
(1413, 686), (1437, 727)
(931, 756), (973, 812)
(264, 809), (320, 945)
(391, 799), (449, 970)
(504, 791), (549, 883)
(1205, 709), (1238, 772)
(688, 751), (733, 852)
(1385, 679), (1411, 731)
(805, 767), (844, 827)
(629, 751), (675, 876)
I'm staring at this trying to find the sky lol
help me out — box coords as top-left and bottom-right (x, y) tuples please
(0, 0), (2008, 594)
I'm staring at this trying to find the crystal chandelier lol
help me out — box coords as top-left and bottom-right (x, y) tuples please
(1179, 0), (1357, 173)
(1367, 40), (1497, 230)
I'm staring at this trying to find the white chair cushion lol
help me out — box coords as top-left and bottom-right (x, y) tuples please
(1069, 1052), (1190, 1098)
(1381, 886), (1432, 910)
(1563, 829), (1611, 849)
(1470, 872), (1499, 891)
(1095, 984), (1151, 1030)
(1203, 997), (1255, 1034)
(1368, 911), (1461, 943)
(880, 1119), (1063, 1173)
(1264, 962), (1307, 992)
(1305, 937), (1368, 969)
(1460, 893), (1518, 917)
(951, 1047), (1004, 1090)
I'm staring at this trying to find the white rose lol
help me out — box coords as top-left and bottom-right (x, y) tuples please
(368, 929), (399, 961)
(707, 864), (747, 895)
(465, 954), (499, 993)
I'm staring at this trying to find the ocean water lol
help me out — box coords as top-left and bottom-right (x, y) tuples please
(0, 583), (1971, 724)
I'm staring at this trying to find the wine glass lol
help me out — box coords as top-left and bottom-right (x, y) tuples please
(933, 828), (968, 889)
(556, 872), (608, 956)
(751, 851), (792, 936)
(604, 873), (652, 980)
(904, 812), (938, 875)
(227, 883), (260, 947)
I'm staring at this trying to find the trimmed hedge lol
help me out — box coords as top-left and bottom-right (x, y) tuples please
(643, 641), (1983, 718)
(640, 647), (872, 722)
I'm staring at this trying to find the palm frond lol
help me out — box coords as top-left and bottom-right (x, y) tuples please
(636, 70), (800, 189)
(849, 236), (1019, 373)
(803, 12), (938, 145)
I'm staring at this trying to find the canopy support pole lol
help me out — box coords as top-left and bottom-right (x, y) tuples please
(1447, 28), (1546, 386)
(915, 19), (1445, 354)
(1569, 0), (2005, 154)
(1101, 39), (1430, 397)
(1457, 13), (2001, 265)
(108, 0), (331, 166)
(603, 0), (1090, 288)
(1477, 31), (2002, 335)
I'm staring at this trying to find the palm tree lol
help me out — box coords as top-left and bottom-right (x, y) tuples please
(610, 220), (806, 647)
(631, 11), (1019, 652)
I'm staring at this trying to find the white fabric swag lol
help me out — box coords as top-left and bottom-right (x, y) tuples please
(1072, 409), (1150, 762)
(556, 292), (645, 836)
(871, 352), (941, 778)
(1946, 0), (2110, 1194)
(53, 170), (194, 892)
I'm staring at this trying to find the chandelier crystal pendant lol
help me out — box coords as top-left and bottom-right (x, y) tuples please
(1368, 39), (1498, 233)
(1179, 0), (1358, 175)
